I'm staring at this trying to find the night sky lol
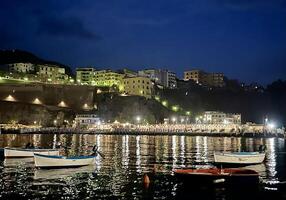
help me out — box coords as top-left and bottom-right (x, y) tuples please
(1, 0), (286, 84)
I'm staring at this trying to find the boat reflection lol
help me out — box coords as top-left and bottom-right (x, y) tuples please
(34, 165), (96, 180)
(4, 157), (34, 168)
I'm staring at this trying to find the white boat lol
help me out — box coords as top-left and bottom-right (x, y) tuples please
(214, 152), (266, 165)
(4, 147), (60, 158)
(34, 153), (96, 168)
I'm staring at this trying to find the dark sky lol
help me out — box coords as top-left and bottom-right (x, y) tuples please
(1, 0), (286, 84)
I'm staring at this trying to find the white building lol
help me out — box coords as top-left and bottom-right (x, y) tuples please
(37, 64), (67, 82)
(138, 69), (177, 89)
(74, 114), (101, 127)
(199, 111), (241, 124)
(8, 63), (35, 73)
(76, 67), (95, 85)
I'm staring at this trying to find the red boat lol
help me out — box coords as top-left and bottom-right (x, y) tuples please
(174, 168), (260, 186)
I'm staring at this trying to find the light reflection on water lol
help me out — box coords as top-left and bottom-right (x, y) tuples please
(0, 134), (285, 199)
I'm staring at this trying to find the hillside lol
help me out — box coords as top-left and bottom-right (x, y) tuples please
(0, 49), (72, 75)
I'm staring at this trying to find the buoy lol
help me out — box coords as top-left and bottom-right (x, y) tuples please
(143, 173), (150, 188)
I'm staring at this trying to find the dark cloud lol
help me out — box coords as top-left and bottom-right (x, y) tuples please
(37, 16), (101, 40)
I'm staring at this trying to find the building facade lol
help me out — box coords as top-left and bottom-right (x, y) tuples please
(37, 64), (68, 83)
(74, 114), (101, 127)
(199, 111), (241, 124)
(184, 70), (224, 87)
(93, 70), (124, 89)
(76, 68), (95, 85)
(138, 69), (177, 89)
(123, 76), (153, 98)
(8, 63), (35, 73)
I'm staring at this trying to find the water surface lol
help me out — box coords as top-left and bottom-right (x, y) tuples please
(0, 134), (286, 199)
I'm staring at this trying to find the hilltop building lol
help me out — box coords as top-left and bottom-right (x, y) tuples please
(184, 69), (224, 87)
(93, 70), (124, 90)
(76, 68), (95, 85)
(118, 68), (138, 78)
(8, 63), (35, 73)
(138, 69), (177, 89)
(123, 76), (153, 99)
(37, 64), (68, 83)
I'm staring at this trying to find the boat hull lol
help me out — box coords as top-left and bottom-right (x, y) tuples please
(34, 154), (96, 168)
(4, 147), (60, 158)
(214, 152), (265, 165)
(174, 168), (260, 186)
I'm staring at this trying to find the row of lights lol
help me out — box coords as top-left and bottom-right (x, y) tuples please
(155, 96), (191, 116)
(3, 94), (93, 109)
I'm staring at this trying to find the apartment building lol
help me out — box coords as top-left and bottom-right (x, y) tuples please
(122, 76), (153, 98)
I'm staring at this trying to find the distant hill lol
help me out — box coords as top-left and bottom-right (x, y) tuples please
(0, 49), (73, 76)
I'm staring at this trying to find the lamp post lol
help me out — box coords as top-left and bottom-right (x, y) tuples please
(136, 116), (141, 124)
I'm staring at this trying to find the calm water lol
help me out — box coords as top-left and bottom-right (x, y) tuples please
(0, 134), (286, 200)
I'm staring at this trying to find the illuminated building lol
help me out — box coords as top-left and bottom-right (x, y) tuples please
(76, 67), (95, 85)
(8, 63), (35, 73)
(201, 111), (241, 124)
(93, 70), (124, 89)
(123, 76), (153, 99)
(37, 64), (68, 83)
(74, 114), (101, 127)
(138, 69), (177, 89)
(184, 69), (224, 87)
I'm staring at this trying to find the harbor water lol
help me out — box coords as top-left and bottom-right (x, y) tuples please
(0, 134), (286, 199)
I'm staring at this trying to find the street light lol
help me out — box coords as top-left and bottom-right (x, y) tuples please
(268, 122), (275, 129)
(172, 117), (177, 123)
(136, 116), (141, 123)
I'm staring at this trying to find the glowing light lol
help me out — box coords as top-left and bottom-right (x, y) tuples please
(162, 100), (168, 107)
(172, 105), (179, 112)
(24, 77), (28, 81)
(97, 89), (102, 94)
(136, 116), (141, 123)
(172, 117), (177, 122)
(58, 101), (67, 107)
(268, 123), (275, 129)
(4, 95), (16, 101)
(155, 96), (160, 101)
(83, 103), (89, 110)
(186, 111), (191, 115)
(32, 98), (42, 104)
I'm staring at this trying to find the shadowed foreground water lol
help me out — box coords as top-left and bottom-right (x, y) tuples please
(0, 134), (286, 199)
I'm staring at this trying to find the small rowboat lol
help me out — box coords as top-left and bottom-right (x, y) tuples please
(34, 153), (96, 168)
(4, 147), (60, 158)
(174, 168), (260, 185)
(214, 152), (266, 165)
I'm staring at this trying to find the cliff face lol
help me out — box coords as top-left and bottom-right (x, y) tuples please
(95, 95), (171, 123)
(0, 84), (97, 112)
(0, 101), (74, 126)
(0, 83), (171, 125)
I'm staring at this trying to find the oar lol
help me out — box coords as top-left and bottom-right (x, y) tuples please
(91, 145), (105, 159)
(96, 150), (105, 159)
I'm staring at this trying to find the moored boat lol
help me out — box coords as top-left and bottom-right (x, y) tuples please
(174, 168), (260, 185)
(214, 152), (266, 165)
(34, 153), (96, 168)
(4, 147), (60, 158)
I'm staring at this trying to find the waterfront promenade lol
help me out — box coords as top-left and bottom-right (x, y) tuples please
(1, 123), (285, 138)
